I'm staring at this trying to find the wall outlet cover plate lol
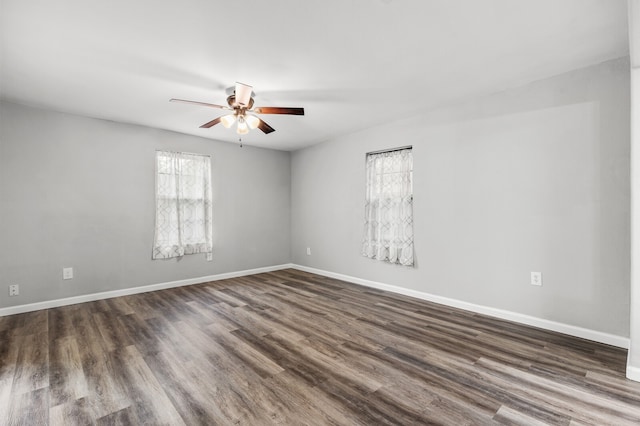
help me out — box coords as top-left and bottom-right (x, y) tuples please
(531, 271), (542, 286)
(63, 267), (74, 280)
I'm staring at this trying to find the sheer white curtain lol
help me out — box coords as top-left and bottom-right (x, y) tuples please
(361, 148), (414, 266)
(153, 151), (213, 259)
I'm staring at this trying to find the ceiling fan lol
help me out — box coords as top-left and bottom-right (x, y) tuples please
(170, 82), (304, 135)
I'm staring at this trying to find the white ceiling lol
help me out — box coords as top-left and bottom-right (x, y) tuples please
(0, 0), (630, 151)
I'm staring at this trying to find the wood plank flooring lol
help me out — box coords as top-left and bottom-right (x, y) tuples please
(1, 268), (640, 425)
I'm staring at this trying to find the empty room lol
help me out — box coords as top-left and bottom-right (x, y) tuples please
(2, 0), (640, 424)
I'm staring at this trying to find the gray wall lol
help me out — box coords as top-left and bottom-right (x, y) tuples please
(291, 58), (630, 337)
(0, 58), (631, 341)
(0, 101), (291, 308)
(629, 0), (640, 377)
(630, 64), (640, 374)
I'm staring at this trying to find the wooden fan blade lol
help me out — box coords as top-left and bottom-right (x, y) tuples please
(200, 117), (222, 128)
(170, 98), (229, 110)
(257, 118), (275, 134)
(253, 107), (305, 115)
(235, 82), (253, 107)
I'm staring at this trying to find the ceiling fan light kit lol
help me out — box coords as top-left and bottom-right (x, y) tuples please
(236, 116), (249, 135)
(245, 114), (260, 130)
(170, 82), (304, 136)
(220, 114), (236, 128)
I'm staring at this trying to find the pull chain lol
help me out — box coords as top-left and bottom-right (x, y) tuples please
(238, 136), (243, 148)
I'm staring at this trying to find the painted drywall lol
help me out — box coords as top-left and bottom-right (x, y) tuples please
(628, 0), (640, 380)
(630, 67), (640, 379)
(0, 101), (291, 308)
(291, 58), (630, 338)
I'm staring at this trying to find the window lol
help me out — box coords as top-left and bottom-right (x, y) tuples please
(153, 150), (213, 259)
(361, 147), (414, 266)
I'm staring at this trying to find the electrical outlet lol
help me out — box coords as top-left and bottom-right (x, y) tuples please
(306, 247), (311, 256)
(206, 252), (213, 261)
(531, 271), (542, 286)
(9, 285), (19, 296)
(63, 267), (74, 280)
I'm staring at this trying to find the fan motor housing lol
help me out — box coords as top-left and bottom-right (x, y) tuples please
(227, 95), (254, 110)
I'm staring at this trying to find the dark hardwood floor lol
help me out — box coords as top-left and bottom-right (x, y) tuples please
(1, 269), (640, 425)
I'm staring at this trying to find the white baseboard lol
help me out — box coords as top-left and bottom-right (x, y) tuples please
(291, 264), (630, 350)
(0, 263), (295, 317)
(628, 364), (640, 382)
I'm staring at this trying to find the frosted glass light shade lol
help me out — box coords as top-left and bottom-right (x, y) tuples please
(245, 115), (260, 130)
(220, 114), (236, 128)
(237, 118), (249, 135)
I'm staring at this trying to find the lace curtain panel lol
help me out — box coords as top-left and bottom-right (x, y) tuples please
(361, 148), (414, 266)
(153, 151), (213, 259)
